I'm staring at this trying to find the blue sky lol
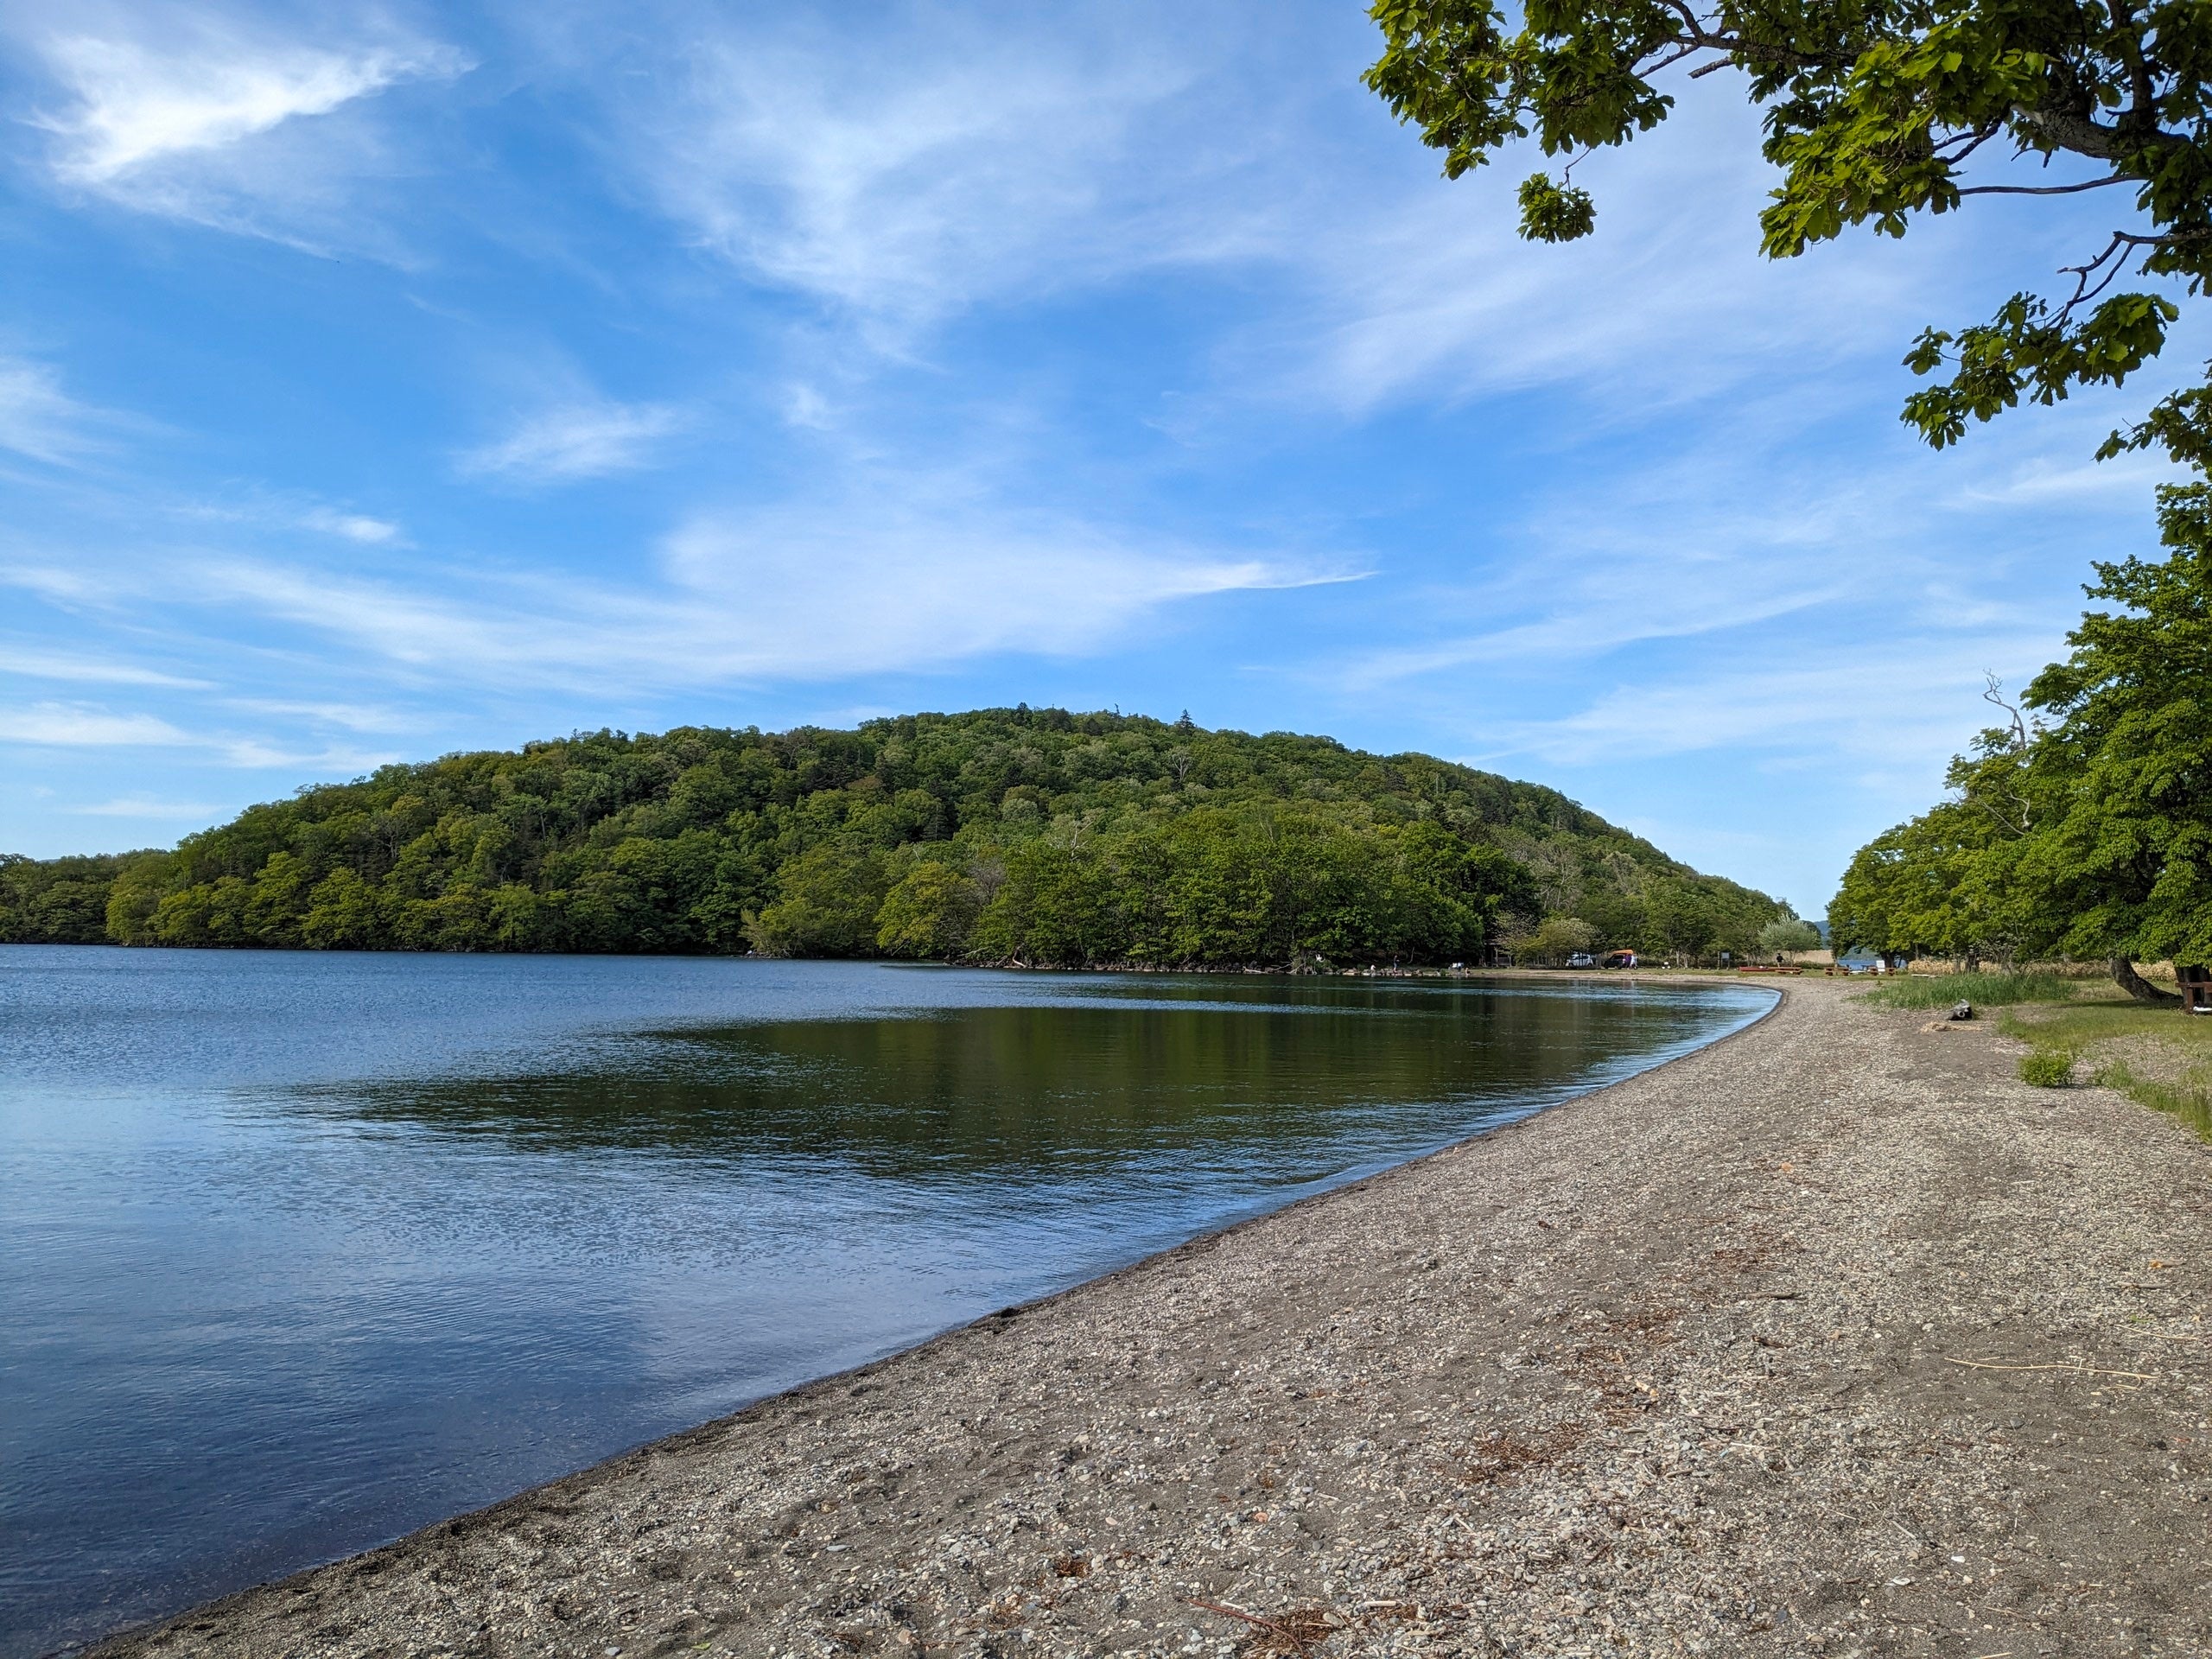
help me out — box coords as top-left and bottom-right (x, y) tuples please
(1, 0), (2197, 918)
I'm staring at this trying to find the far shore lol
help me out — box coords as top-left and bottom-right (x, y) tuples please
(92, 976), (2210, 1658)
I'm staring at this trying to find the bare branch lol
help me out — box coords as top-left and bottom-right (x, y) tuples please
(1637, 1), (1829, 77)
(1647, 39), (1713, 73)
(1982, 673), (2030, 752)
(2058, 231), (2139, 315)
(1958, 175), (2128, 197)
(2047, 225), (2212, 319)
(1932, 124), (2003, 162)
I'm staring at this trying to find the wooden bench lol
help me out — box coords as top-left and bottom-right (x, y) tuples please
(2181, 963), (2211, 1014)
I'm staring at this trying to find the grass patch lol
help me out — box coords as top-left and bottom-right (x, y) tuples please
(1859, 970), (2085, 1009)
(2018, 1049), (2074, 1087)
(2094, 1062), (2212, 1141)
(2001, 1001), (2212, 1140)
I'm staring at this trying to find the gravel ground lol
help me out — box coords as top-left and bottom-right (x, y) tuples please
(92, 978), (2212, 1659)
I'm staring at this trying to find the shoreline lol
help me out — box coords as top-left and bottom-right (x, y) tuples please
(0, 938), (1787, 981)
(87, 978), (2211, 1657)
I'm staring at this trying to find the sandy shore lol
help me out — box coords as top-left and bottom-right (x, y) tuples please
(93, 978), (2211, 1658)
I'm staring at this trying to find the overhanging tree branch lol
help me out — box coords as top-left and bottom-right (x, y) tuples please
(1364, 0), (2212, 458)
(1957, 175), (2128, 197)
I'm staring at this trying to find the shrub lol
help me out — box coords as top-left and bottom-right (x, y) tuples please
(2018, 1050), (2074, 1088)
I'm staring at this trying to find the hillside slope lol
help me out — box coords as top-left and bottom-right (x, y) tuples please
(2, 709), (1789, 966)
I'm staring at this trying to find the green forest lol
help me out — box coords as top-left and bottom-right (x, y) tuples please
(0, 709), (1791, 969)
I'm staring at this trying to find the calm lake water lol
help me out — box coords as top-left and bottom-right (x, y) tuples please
(0, 948), (1770, 1657)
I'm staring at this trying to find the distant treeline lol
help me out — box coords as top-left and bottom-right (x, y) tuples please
(2, 709), (1792, 968)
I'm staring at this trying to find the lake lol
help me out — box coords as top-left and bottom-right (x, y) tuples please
(0, 948), (1770, 1657)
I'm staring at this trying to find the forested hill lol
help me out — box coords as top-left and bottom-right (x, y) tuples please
(1, 709), (1790, 967)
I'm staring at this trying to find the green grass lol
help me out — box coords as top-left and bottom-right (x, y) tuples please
(2018, 1049), (2074, 1087)
(2001, 1001), (2212, 1140)
(2092, 1062), (2212, 1141)
(1859, 970), (2085, 1009)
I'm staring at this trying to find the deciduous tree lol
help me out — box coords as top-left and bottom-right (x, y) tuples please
(1831, 489), (2212, 995)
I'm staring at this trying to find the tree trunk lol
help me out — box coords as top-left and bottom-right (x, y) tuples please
(2111, 955), (2182, 1006)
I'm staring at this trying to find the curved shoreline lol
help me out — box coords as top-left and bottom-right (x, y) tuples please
(87, 979), (2212, 1657)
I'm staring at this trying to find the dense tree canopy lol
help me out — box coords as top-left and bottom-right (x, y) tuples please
(0, 853), (156, 946)
(1365, 0), (2212, 457)
(1830, 488), (2212, 990)
(2, 709), (1792, 969)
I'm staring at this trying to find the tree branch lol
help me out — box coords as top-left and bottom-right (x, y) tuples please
(1983, 673), (2030, 753)
(1637, 3), (1828, 77)
(2013, 105), (2187, 163)
(1933, 124), (2003, 162)
(1958, 175), (2129, 197)
(2108, 0), (2159, 134)
(2060, 231), (2138, 314)
(1648, 38), (1713, 74)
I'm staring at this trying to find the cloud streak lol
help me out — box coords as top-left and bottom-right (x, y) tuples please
(0, 697), (392, 771)
(456, 401), (690, 484)
(0, 645), (209, 688)
(0, 701), (194, 747)
(69, 796), (222, 818)
(1484, 649), (2052, 769)
(298, 506), (402, 543)
(183, 493), (1348, 689)
(0, 357), (113, 465)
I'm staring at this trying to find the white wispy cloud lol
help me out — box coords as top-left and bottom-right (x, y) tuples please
(0, 697), (386, 770)
(576, 2), (1281, 334)
(561, 4), (1955, 416)
(220, 696), (418, 732)
(172, 494), (409, 544)
(69, 796), (222, 818)
(1485, 652), (2045, 769)
(173, 486), (1347, 687)
(0, 645), (209, 688)
(455, 400), (690, 484)
(1340, 555), (1850, 689)
(0, 356), (111, 464)
(297, 506), (402, 543)
(38, 35), (444, 182)
(654, 500), (1346, 672)
(0, 701), (195, 747)
(573, 0), (2155, 435)
(1228, 87), (1969, 423)
(22, 17), (470, 246)
(0, 563), (104, 603)
(1313, 351), (2170, 713)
